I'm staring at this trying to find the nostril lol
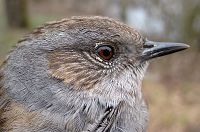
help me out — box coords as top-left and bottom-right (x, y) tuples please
(143, 44), (154, 49)
(143, 39), (156, 49)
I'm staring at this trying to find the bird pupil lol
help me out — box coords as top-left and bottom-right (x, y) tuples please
(103, 49), (110, 57)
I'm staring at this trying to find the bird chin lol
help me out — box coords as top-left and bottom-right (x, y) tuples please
(136, 61), (149, 80)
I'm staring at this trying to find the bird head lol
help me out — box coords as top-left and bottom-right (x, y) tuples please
(45, 16), (188, 90)
(2, 16), (189, 109)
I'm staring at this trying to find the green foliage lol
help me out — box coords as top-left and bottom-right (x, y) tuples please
(181, 4), (200, 50)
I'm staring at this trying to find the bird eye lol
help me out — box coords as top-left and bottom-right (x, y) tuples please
(96, 45), (114, 61)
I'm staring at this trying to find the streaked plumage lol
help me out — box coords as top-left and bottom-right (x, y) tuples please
(0, 16), (188, 132)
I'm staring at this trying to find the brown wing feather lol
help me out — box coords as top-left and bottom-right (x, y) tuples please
(0, 62), (10, 131)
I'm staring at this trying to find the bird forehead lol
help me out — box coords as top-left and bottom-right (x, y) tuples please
(18, 16), (144, 53)
(41, 16), (143, 44)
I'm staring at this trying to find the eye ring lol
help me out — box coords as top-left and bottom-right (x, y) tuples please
(96, 45), (114, 61)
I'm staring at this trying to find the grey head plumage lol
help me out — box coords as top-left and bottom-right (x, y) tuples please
(0, 16), (189, 132)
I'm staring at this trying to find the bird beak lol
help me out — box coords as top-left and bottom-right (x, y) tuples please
(141, 40), (190, 61)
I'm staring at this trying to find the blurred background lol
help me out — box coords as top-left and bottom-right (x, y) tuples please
(0, 0), (199, 131)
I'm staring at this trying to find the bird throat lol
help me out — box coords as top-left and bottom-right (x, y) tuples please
(85, 62), (149, 107)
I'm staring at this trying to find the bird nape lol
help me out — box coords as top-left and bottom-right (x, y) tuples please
(0, 16), (189, 132)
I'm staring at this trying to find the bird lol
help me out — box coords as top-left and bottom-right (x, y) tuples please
(0, 16), (189, 132)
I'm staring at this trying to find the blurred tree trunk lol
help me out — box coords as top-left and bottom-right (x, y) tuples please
(120, 0), (127, 22)
(4, 0), (29, 28)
